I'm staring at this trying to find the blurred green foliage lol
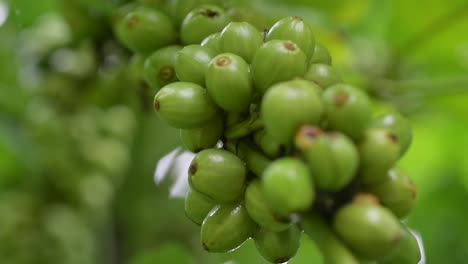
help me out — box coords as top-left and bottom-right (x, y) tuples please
(1, 0), (467, 263)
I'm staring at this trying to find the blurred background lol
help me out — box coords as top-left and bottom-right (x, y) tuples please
(1, 0), (467, 263)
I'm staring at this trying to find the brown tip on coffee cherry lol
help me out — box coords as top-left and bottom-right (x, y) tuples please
(199, 8), (219, 18)
(189, 163), (198, 175)
(292, 16), (303, 21)
(334, 92), (349, 107)
(386, 132), (399, 143)
(353, 193), (379, 205)
(159, 66), (175, 81)
(392, 231), (403, 245)
(154, 100), (161, 111)
(300, 126), (322, 139)
(283, 41), (297, 51)
(216, 56), (231, 67)
(127, 15), (139, 30)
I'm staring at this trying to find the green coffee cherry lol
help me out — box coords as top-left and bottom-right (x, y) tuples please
(380, 226), (421, 264)
(262, 158), (314, 215)
(116, 6), (176, 54)
(180, 114), (223, 152)
(310, 43), (332, 65)
(333, 195), (402, 260)
(245, 180), (290, 232)
(372, 111), (412, 156)
(189, 149), (246, 203)
(365, 169), (417, 219)
(322, 84), (372, 140)
(295, 127), (358, 192)
(261, 79), (323, 144)
(110, 3), (137, 31)
(358, 128), (401, 185)
(302, 213), (361, 264)
(254, 226), (301, 263)
(154, 82), (218, 129)
(174, 45), (216, 86)
(185, 188), (216, 225)
(180, 5), (230, 45)
(144, 45), (181, 91)
(253, 130), (286, 159)
(219, 22), (263, 63)
(266, 16), (315, 60)
(201, 32), (221, 53)
(206, 53), (253, 113)
(304, 64), (341, 90)
(201, 204), (257, 252)
(251, 40), (308, 93)
(172, 0), (221, 27)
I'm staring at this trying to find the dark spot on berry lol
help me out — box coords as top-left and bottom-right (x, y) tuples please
(387, 132), (398, 143)
(154, 100), (160, 111)
(275, 257), (290, 263)
(283, 41), (296, 51)
(159, 66), (175, 81)
(334, 92), (348, 106)
(392, 231), (403, 245)
(189, 163), (198, 175)
(127, 15), (138, 30)
(199, 8), (219, 18)
(216, 56), (231, 67)
(292, 16), (303, 21)
(303, 126), (322, 139)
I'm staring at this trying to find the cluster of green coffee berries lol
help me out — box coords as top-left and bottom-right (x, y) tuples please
(113, 1), (420, 263)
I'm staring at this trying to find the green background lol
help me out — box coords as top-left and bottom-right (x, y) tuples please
(1, 0), (468, 263)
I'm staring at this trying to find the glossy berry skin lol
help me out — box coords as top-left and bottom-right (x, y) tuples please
(206, 53), (253, 113)
(253, 130), (286, 159)
(266, 16), (315, 60)
(254, 226), (301, 263)
(175, 45), (216, 86)
(296, 128), (358, 192)
(333, 198), (402, 260)
(304, 63), (341, 90)
(262, 158), (315, 216)
(201, 32), (221, 53)
(116, 6), (176, 54)
(189, 149), (246, 203)
(245, 180), (290, 232)
(219, 22), (263, 63)
(144, 45), (181, 91)
(358, 128), (401, 185)
(185, 188), (216, 225)
(180, 114), (223, 152)
(365, 169), (417, 219)
(372, 112), (412, 157)
(322, 84), (372, 140)
(201, 204), (257, 253)
(251, 40), (308, 93)
(154, 82), (218, 129)
(310, 43), (332, 65)
(261, 79), (323, 144)
(380, 226), (421, 264)
(180, 5), (230, 45)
